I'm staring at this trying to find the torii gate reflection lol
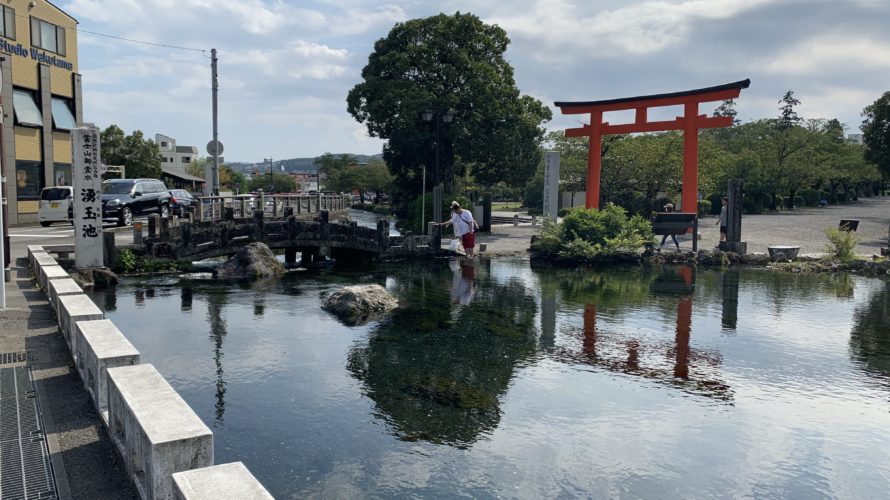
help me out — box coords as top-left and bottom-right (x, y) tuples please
(556, 80), (750, 211)
(576, 266), (728, 398)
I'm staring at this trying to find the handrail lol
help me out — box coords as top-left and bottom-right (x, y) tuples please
(194, 194), (352, 222)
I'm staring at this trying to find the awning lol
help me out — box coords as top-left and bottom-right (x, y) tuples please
(161, 166), (205, 183)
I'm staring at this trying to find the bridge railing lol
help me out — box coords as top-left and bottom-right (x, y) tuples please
(195, 193), (352, 223)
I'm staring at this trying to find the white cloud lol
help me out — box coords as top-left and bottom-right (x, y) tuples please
(764, 35), (890, 75)
(491, 0), (776, 57)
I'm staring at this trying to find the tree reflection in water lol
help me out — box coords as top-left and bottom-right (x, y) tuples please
(850, 279), (890, 380)
(347, 259), (537, 448)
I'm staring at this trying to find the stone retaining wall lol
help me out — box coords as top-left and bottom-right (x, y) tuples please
(28, 247), (271, 500)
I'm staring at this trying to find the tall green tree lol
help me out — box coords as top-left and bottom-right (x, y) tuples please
(347, 12), (551, 209)
(100, 125), (161, 179)
(248, 172), (296, 193)
(861, 91), (890, 182)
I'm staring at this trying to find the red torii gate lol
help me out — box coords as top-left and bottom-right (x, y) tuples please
(555, 79), (750, 213)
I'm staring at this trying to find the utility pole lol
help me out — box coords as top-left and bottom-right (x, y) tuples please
(211, 48), (220, 196)
(266, 158), (273, 194)
(0, 64), (6, 309)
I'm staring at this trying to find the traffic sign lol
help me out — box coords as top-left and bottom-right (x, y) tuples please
(206, 140), (224, 156)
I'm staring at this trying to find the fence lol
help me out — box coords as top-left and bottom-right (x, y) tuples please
(195, 193), (351, 223)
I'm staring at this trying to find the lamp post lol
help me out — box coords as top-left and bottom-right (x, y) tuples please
(422, 108), (454, 226)
(265, 157), (273, 194)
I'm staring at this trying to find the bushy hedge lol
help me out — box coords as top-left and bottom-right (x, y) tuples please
(697, 200), (712, 217)
(531, 204), (655, 262)
(800, 188), (820, 207)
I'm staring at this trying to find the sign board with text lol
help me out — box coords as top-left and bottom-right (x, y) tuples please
(543, 151), (560, 220)
(72, 125), (104, 268)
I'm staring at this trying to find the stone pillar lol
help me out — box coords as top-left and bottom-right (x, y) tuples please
(159, 216), (171, 242)
(320, 210), (329, 240)
(223, 207), (234, 221)
(133, 222), (143, 246)
(148, 215), (159, 239)
(720, 179), (747, 254)
(253, 210), (264, 241)
(481, 195), (492, 232)
(103, 232), (116, 267)
(432, 221), (442, 253)
(284, 206), (294, 218)
(721, 270), (740, 330)
(378, 219), (389, 250)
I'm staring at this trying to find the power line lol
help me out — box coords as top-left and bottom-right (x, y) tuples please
(6, 8), (206, 53)
(75, 28), (207, 53)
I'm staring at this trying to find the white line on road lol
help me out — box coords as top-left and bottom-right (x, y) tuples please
(9, 233), (72, 238)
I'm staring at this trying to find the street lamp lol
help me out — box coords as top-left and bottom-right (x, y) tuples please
(422, 108), (455, 226)
(264, 158), (274, 194)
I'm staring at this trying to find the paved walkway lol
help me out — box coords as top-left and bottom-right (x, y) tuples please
(0, 260), (135, 499)
(466, 197), (890, 257)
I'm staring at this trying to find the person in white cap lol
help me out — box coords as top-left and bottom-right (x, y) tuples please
(438, 201), (478, 257)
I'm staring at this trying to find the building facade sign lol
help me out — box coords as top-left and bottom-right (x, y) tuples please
(543, 151), (560, 220)
(0, 39), (74, 70)
(72, 125), (104, 268)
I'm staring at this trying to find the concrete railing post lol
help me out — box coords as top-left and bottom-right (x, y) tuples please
(253, 210), (264, 241)
(514, 214), (519, 227)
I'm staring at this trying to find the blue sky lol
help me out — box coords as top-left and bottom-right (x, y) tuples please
(64, 0), (890, 163)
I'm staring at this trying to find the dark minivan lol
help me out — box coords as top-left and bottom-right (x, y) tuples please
(102, 178), (172, 226)
(169, 189), (199, 217)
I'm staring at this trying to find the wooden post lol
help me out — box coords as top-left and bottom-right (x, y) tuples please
(103, 232), (116, 266)
(722, 179), (747, 254)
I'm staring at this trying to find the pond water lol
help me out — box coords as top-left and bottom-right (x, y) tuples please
(87, 260), (890, 499)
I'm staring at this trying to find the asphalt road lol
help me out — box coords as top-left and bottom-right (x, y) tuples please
(9, 217), (141, 261)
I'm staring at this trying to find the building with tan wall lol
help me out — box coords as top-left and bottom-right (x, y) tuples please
(1, 0), (81, 224)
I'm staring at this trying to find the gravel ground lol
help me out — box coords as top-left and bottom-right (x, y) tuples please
(450, 197), (890, 257)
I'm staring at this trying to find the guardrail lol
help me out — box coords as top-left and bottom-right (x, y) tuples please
(195, 193), (352, 223)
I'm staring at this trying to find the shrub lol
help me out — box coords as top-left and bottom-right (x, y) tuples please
(823, 227), (859, 262)
(793, 195), (804, 208)
(697, 200), (712, 217)
(800, 188), (820, 207)
(558, 207), (580, 218)
(531, 204), (654, 262)
(113, 249), (137, 274)
(527, 207), (542, 216)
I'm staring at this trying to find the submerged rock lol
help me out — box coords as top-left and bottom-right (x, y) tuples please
(71, 268), (119, 289)
(216, 242), (286, 279)
(322, 284), (398, 325)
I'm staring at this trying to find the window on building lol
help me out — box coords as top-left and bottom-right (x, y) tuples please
(182, 157), (191, 163)
(30, 17), (66, 56)
(53, 163), (71, 186)
(161, 141), (168, 148)
(51, 97), (77, 130)
(0, 6), (16, 40)
(16, 161), (43, 201)
(12, 89), (43, 127)
(161, 157), (167, 163)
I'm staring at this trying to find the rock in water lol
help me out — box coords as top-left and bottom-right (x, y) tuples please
(71, 268), (119, 289)
(216, 242), (286, 279)
(322, 284), (398, 325)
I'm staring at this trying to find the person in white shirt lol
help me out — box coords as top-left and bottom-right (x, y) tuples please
(438, 201), (478, 257)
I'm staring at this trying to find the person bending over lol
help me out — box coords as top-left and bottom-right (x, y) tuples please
(438, 201), (478, 258)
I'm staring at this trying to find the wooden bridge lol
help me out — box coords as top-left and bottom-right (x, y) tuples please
(133, 193), (443, 264)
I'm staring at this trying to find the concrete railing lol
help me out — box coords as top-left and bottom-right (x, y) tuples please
(27, 249), (272, 500)
(107, 364), (213, 499)
(172, 462), (274, 500)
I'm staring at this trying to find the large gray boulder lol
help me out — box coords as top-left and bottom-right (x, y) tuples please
(216, 242), (286, 279)
(322, 284), (398, 325)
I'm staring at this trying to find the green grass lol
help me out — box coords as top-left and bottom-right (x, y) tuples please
(491, 201), (523, 211)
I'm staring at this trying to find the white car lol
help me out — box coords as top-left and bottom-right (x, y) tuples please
(38, 186), (74, 227)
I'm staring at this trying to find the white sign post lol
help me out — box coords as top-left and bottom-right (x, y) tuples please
(543, 151), (560, 221)
(72, 124), (104, 268)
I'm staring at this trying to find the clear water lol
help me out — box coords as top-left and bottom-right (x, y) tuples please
(87, 260), (890, 499)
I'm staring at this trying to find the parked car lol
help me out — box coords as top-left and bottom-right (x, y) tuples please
(38, 186), (73, 227)
(169, 189), (199, 217)
(101, 178), (172, 226)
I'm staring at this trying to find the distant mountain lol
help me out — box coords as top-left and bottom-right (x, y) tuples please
(228, 154), (384, 173)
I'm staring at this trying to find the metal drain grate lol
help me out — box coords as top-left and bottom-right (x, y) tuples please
(0, 352), (30, 366)
(0, 367), (57, 500)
